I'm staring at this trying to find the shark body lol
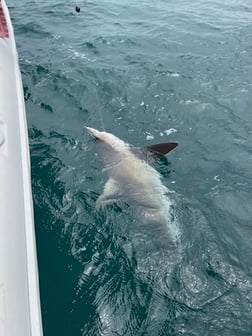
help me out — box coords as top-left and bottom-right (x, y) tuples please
(85, 126), (180, 247)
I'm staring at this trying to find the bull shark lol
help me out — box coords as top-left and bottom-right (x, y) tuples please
(85, 126), (180, 248)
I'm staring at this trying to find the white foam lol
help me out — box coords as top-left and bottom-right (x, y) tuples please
(179, 99), (199, 105)
(146, 133), (154, 140)
(164, 128), (178, 135)
(170, 72), (180, 77)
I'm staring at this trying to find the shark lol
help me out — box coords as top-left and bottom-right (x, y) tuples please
(85, 126), (180, 248)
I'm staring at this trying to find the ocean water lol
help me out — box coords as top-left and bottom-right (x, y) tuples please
(8, 0), (252, 335)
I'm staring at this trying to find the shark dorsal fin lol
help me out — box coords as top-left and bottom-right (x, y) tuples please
(144, 142), (178, 157)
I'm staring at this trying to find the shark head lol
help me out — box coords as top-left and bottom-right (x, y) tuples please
(85, 126), (178, 157)
(84, 126), (179, 172)
(84, 126), (132, 171)
(85, 126), (130, 152)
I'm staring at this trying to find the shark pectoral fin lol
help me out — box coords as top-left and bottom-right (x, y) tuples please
(96, 198), (118, 211)
(144, 142), (179, 158)
(132, 142), (178, 163)
(95, 178), (120, 210)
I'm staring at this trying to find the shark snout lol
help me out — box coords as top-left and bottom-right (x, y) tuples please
(84, 126), (102, 139)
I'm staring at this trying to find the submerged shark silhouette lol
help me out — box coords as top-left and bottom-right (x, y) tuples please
(85, 126), (180, 247)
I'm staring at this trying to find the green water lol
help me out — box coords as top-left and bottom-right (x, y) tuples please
(9, 0), (252, 335)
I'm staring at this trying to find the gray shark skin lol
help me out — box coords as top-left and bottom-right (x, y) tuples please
(85, 126), (180, 248)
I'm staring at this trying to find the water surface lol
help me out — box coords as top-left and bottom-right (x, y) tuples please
(9, 0), (252, 335)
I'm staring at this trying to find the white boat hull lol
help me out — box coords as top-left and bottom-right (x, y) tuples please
(0, 1), (43, 335)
